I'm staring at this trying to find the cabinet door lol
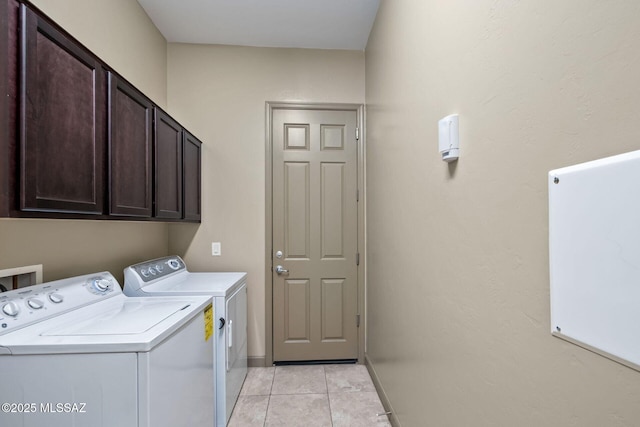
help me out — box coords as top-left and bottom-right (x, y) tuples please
(154, 108), (182, 219)
(0, 0), (11, 216)
(20, 5), (105, 214)
(20, 5), (106, 214)
(182, 130), (201, 221)
(108, 73), (152, 217)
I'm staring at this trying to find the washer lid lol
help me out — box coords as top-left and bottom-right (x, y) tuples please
(42, 300), (191, 336)
(0, 294), (212, 355)
(135, 272), (247, 297)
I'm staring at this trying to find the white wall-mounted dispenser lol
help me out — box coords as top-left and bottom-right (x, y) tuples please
(438, 114), (459, 162)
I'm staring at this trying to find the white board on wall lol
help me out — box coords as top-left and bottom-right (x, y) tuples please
(549, 150), (640, 371)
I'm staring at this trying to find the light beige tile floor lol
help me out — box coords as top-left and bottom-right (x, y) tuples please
(229, 364), (392, 427)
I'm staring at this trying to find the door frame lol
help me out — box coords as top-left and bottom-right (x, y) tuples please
(265, 102), (365, 366)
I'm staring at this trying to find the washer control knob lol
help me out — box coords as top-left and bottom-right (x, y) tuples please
(2, 301), (20, 317)
(148, 267), (157, 276)
(155, 264), (164, 273)
(48, 293), (64, 304)
(140, 269), (149, 278)
(27, 298), (44, 310)
(92, 278), (112, 293)
(168, 259), (181, 270)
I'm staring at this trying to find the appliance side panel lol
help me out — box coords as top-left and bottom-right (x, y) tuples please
(214, 295), (227, 426)
(0, 353), (138, 427)
(225, 283), (248, 424)
(143, 309), (214, 427)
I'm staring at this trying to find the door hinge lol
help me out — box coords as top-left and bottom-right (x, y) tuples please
(356, 252), (360, 266)
(356, 189), (359, 202)
(356, 314), (361, 327)
(355, 127), (360, 140)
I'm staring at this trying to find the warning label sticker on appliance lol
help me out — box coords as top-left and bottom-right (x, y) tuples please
(204, 304), (213, 341)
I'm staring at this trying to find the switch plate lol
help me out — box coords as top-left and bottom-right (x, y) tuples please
(212, 242), (221, 256)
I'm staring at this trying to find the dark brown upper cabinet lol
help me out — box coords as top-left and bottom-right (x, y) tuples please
(108, 72), (153, 217)
(0, 1), (202, 222)
(19, 4), (106, 214)
(0, 0), (12, 217)
(154, 108), (183, 220)
(183, 130), (202, 222)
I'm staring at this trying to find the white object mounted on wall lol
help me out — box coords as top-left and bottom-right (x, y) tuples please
(549, 149), (640, 372)
(438, 114), (459, 162)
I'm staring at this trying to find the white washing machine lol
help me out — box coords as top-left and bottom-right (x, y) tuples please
(123, 256), (247, 427)
(0, 272), (215, 427)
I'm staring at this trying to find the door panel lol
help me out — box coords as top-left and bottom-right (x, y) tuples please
(321, 162), (346, 258)
(284, 279), (311, 342)
(284, 162), (310, 258)
(285, 124), (309, 149)
(272, 108), (358, 362)
(321, 278), (346, 341)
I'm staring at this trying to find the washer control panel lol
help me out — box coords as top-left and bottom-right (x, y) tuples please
(86, 276), (116, 295)
(130, 256), (186, 283)
(0, 272), (121, 335)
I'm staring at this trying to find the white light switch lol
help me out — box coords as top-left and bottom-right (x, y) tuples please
(212, 242), (221, 256)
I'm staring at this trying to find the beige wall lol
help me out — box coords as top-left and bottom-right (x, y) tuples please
(0, 219), (168, 283)
(0, 0), (170, 283)
(166, 44), (365, 359)
(30, 0), (167, 107)
(365, 0), (640, 426)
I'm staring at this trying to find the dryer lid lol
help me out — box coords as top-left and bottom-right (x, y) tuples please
(137, 272), (247, 297)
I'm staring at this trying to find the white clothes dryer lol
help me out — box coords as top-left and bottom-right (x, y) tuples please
(123, 256), (247, 427)
(0, 272), (215, 427)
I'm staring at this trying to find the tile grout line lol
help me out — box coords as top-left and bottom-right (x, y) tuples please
(263, 367), (276, 427)
(324, 365), (335, 427)
(263, 394), (271, 427)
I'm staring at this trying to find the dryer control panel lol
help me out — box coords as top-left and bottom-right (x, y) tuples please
(128, 256), (186, 283)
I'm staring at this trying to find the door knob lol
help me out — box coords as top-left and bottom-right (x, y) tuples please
(275, 265), (289, 275)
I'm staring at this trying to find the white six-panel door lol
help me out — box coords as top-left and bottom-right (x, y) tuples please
(272, 108), (359, 362)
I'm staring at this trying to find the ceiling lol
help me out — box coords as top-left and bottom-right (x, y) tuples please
(136, 0), (380, 51)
